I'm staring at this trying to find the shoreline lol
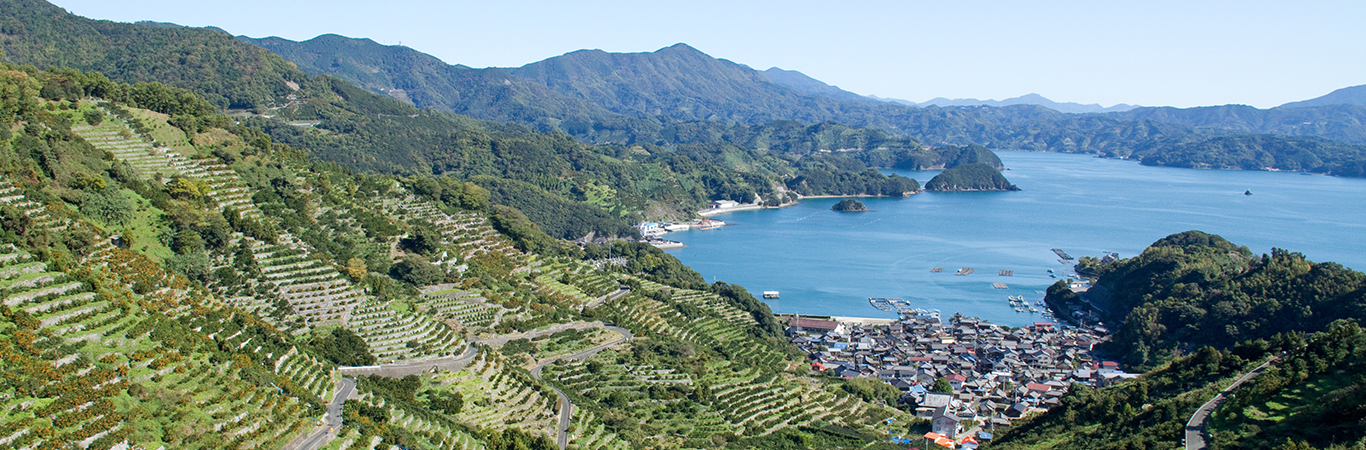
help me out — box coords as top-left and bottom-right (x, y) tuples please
(776, 313), (899, 327)
(697, 200), (800, 217)
(795, 192), (919, 199)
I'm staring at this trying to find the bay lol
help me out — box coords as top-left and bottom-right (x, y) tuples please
(663, 151), (1366, 327)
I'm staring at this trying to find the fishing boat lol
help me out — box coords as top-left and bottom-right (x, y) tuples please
(698, 219), (724, 230)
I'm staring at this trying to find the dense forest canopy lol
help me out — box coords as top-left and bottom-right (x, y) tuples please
(1052, 231), (1366, 370)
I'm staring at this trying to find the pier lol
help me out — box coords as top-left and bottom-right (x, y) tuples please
(1051, 248), (1074, 260)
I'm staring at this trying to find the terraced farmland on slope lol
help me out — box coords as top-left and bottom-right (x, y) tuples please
(429, 352), (558, 437)
(0, 244), (327, 449)
(418, 287), (504, 329)
(75, 113), (368, 323)
(349, 299), (465, 362)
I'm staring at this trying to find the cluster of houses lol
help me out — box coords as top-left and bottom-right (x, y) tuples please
(787, 313), (1134, 441)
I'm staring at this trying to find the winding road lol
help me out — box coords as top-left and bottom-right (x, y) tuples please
(286, 377), (356, 450)
(1185, 357), (1277, 450)
(530, 326), (634, 450)
(322, 323), (634, 450)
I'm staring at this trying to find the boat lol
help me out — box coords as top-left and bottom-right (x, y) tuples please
(763, 291), (780, 299)
(664, 223), (691, 232)
(1244, 189), (1253, 196)
(698, 219), (724, 230)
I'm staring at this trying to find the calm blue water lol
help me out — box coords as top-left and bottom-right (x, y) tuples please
(664, 151), (1366, 327)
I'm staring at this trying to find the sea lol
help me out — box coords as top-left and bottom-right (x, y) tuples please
(663, 151), (1366, 327)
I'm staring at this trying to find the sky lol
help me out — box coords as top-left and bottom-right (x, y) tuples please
(49, 0), (1366, 109)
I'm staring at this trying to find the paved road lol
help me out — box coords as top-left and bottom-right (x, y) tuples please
(529, 326), (634, 450)
(332, 323), (633, 450)
(1186, 358), (1277, 450)
(286, 377), (356, 450)
(586, 287), (630, 309)
(339, 346), (480, 378)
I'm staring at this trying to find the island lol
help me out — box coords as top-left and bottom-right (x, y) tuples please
(831, 198), (869, 211)
(924, 162), (1022, 191)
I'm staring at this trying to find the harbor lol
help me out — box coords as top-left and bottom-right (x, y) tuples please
(785, 308), (1128, 440)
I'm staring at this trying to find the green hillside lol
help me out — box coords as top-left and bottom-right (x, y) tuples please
(990, 232), (1366, 450)
(1052, 231), (1366, 370)
(0, 0), (305, 109)
(0, 61), (918, 449)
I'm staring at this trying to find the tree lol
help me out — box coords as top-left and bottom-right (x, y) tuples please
(345, 257), (367, 279)
(932, 377), (954, 394)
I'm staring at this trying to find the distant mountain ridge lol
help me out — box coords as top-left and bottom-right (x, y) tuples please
(878, 93), (1139, 114)
(1279, 84), (1366, 109)
(758, 67), (882, 105)
(239, 34), (622, 127)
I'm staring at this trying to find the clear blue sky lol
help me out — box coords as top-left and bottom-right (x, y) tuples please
(50, 0), (1366, 109)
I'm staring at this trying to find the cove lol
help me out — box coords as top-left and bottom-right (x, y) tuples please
(663, 151), (1366, 327)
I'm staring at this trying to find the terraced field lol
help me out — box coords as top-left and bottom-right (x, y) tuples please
(567, 410), (633, 450)
(0, 243), (327, 449)
(417, 288), (503, 328)
(379, 195), (527, 267)
(606, 288), (785, 369)
(429, 352), (558, 437)
(328, 392), (487, 450)
(75, 119), (369, 329)
(533, 260), (622, 309)
(349, 299), (465, 362)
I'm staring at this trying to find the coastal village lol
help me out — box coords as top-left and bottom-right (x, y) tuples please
(783, 308), (1130, 446)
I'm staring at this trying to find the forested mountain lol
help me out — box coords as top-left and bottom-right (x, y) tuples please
(1111, 103), (1366, 144)
(239, 34), (623, 129)
(4, 0), (959, 233)
(1052, 231), (1366, 370)
(1280, 84), (1366, 108)
(235, 31), (1366, 177)
(757, 67), (881, 105)
(0, 0), (304, 109)
(1136, 134), (1366, 175)
(1006, 232), (1366, 450)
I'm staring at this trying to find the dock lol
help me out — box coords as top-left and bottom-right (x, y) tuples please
(869, 298), (895, 311)
(993, 283), (1008, 289)
(930, 268), (943, 273)
(999, 270), (1013, 276)
(955, 267), (975, 276)
(1051, 248), (1074, 260)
